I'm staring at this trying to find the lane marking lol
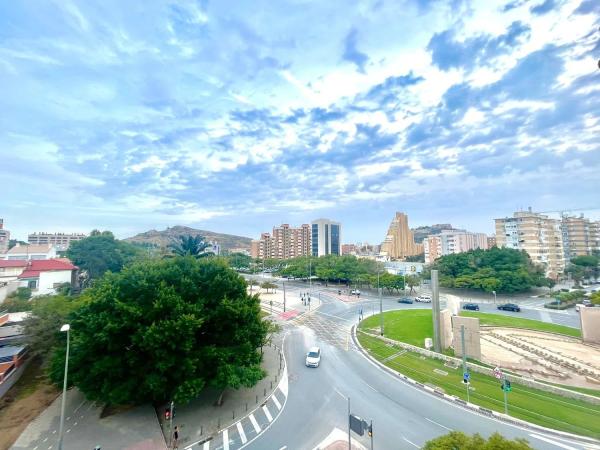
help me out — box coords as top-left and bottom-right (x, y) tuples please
(279, 447), (287, 450)
(236, 421), (247, 444)
(249, 413), (261, 433)
(334, 387), (346, 399)
(425, 417), (453, 432)
(223, 428), (229, 450)
(66, 429), (71, 433)
(529, 434), (578, 450)
(73, 400), (86, 414)
(203, 441), (210, 450)
(272, 394), (282, 410)
(365, 383), (378, 392)
(43, 438), (48, 442)
(262, 404), (273, 422)
(403, 436), (421, 448)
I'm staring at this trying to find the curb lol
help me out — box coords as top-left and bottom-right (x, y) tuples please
(351, 325), (600, 446)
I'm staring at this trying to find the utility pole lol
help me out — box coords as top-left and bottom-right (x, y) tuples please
(168, 401), (174, 448)
(283, 281), (286, 312)
(431, 270), (441, 352)
(370, 419), (373, 450)
(492, 290), (497, 304)
(309, 257), (312, 295)
(347, 396), (351, 450)
(378, 269), (383, 336)
(461, 325), (469, 403)
(503, 376), (509, 415)
(58, 324), (70, 450)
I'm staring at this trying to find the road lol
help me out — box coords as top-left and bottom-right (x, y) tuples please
(243, 283), (596, 450)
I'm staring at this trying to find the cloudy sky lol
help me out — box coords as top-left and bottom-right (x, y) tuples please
(1, 0), (599, 242)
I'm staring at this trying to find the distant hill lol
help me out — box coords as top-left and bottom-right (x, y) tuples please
(412, 224), (454, 243)
(124, 226), (252, 252)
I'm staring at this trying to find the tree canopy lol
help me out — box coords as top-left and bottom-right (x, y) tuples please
(278, 254), (381, 286)
(66, 230), (142, 280)
(168, 235), (214, 258)
(423, 431), (532, 450)
(50, 256), (269, 406)
(429, 247), (552, 293)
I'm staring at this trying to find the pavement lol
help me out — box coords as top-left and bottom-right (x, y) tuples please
(11, 388), (166, 450)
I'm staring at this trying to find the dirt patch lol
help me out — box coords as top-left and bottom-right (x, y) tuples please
(0, 358), (59, 450)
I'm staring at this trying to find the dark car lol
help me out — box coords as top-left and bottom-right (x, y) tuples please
(498, 303), (521, 312)
(462, 303), (480, 311)
(398, 297), (414, 304)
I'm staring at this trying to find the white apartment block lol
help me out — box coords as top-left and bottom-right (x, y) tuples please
(424, 230), (488, 264)
(28, 232), (87, 251)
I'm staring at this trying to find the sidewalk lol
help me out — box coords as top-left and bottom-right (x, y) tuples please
(161, 342), (284, 449)
(252, 285), (322, 321)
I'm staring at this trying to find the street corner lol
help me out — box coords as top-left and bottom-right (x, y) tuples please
(313, 428), (368, 450)
(277, 309), (301, 321)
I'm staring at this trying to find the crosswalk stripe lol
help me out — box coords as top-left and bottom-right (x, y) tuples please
(262, 404), (273, 422)
(249, 413), (261, 433)
(236, 421), (247, 444)
(203, 441), (210, 450)
(223, 428), (230, 450)
(272, 394), (282, 410)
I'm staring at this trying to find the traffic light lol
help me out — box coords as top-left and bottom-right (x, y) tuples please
(368, 423), (373, 437)
(505, 380), (511, 392)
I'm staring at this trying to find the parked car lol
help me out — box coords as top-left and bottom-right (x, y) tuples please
(305, 346), (321, 368)
(350, 289), (361, 296)
(462, 303), (480, 311)
(415, 295), (432, 303)
(497, 303), (521, 312)
(398, 297), (414, 304)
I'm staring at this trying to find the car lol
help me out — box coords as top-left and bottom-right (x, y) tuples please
(350, 289), (361, 296)
(497, 303), (521, 312)
(415, 295), (432, 303)
(398, 297), (414, 304)
(305, 346), (321, 368)
(462, 303), (480, 311)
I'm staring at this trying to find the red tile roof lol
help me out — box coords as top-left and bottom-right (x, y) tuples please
(16, 259), (77, 279)
(0, 260), (29, 268)
(18, 270), (40, 279)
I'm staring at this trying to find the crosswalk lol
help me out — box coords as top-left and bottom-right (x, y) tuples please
(184, 384), (287, 450)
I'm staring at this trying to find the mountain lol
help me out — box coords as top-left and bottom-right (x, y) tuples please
(124, 226), (252, 252)
(411, 224), (454, 243)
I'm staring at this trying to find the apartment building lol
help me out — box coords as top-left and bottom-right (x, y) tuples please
(251, 224), (311, 259)
(561, 214), (600, 259)
(495, 209), (565, 279)
(28, 232), (87, 251)
(380, 212), (423, 259)
(487, 235), (497, 248)
(311, 219), (341, 256)
(424, 230), (488, 264)
(0, 219), (10, 254)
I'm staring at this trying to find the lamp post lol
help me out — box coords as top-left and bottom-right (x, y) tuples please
(378, 268), (383, 336)
(492, 290), (497, 304)
(58, 324), (70, 450)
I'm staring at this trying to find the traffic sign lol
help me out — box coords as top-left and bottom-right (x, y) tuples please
(463, 372), (470, 383)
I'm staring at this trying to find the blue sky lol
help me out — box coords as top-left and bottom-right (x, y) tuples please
(1, 0), (599, 242)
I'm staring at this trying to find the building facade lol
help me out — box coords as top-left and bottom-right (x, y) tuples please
(0, 220), (10, 255)
(3, 244), (57, 261)
(424, 230), (488, 264)
(380, 212), (423, 259)
(251, 224), (311, 259)
(487, 235), (497, 248)
(495, 209), (565, 279)
(27, 232), (87, 251)
(311, 219), (341, 256)
(560, 214), (600, 259)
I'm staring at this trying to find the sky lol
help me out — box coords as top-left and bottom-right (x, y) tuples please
(1, 0), (599, 243)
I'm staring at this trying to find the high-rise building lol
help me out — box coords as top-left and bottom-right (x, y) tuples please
(424, 230), (488, 264)
(0, 219), (10, 254)
(561, 214), (600, 259)
(28, 232), (87, 251)
(487, 235), (497, 248)
(251, 224), (311, 259)
(495, 209), (565, 279)
(311, 219), (342, 256)
(380, 212), (423, 259)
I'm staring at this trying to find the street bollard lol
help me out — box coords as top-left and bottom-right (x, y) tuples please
(232, 410), (235, 420)
(264, 387), (266, 396)
(256, 395), (259, 404)
(246, 402), (248, 412)
(200, 426), (203, 436)
(271, 381), (273, 389)
(218, 418), (220, 429)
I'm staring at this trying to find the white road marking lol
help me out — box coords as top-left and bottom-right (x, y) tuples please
(33, 447), (38, 450)
(272, 394), (282, 410)
(73, 421), (78, 426)
(279, 447), (287, 450)
(43, 438), (48, 442)
(236, 421), (247, 444)
(52, 430), (56, 434)
(73, 399), (86, 414)
(403, 437), (421, 448)
(334, 387), (346, 399)
(263, 404), (273, 422)
(223, 428), (229, 450)
(425, 417), (453, 431)
(66, 428), (71, 433)
(66, 416), (70, 421)
(203, 441), (210, 450)
(249, 413), (261, 433)
(365, 383), (378, 392)
(529, 434), (578, 450)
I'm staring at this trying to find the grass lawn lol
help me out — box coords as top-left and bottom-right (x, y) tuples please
(358, 309), (432, 347)
(460, 311), (581, 338)
(358, 333), (600, 439)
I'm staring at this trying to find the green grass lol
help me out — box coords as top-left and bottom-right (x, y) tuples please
(358, 333), (600, 438)
(460, 311), (581, 338)
(358, 309), (433, 347)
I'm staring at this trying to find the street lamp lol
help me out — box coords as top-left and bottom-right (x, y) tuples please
(378, 267), (383, 336)
(58, 324), (70, 450)
(492, 290), (497, 304)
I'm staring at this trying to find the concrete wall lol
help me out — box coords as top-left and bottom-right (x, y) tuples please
(33, 270), (72, 296)
(440, 309), (453, 349)
(452, 316), (481, 360)
(581, 307), (600, 344)
(0, 281), (18, 303)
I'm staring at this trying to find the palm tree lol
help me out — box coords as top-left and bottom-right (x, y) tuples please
(168, 235), (214, 258)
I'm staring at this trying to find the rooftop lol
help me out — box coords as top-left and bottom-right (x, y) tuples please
(6, 244), (54, 254)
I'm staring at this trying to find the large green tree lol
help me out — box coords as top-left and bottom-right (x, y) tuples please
(49, 257), (269, 406)
(423, 431), (532, 450)
(169, 235), (214, 258)
(66, 230), (142, 280)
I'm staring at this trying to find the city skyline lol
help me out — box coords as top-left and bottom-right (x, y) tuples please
(1, 0), (599, 242)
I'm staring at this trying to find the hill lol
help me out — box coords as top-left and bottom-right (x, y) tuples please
(124, 226), (252, 252)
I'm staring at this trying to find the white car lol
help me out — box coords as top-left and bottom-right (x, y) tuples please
(350, 289), (361, 296)
(305, 346), (321, 368)
(415, 295), (432, 303)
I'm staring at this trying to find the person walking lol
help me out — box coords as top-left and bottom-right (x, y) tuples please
(172, 426), (179, 450)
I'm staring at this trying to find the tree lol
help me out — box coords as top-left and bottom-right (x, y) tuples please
(2, 288), (33, 312)
(405, 274), (420, 294)
(590, 291), (600, 306)
(226, 253), (253, 270)
(405, 253), (425, 263)
(423, 431), (532, 450)
(66, 231), (142, 280)
(168, 235), (214, 258)
(8, 239), (28, 250)
(260, 281), (278, 293)
(49, 257), (269, 406)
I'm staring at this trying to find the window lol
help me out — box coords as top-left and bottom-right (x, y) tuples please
(27, 280), (38, 289)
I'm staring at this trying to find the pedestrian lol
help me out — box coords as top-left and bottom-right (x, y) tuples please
(172, 425), (179, 450)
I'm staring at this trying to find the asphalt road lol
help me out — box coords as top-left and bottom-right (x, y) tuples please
(244, 287), (596, 450)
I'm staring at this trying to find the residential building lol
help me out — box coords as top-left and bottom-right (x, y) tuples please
(251, 224), (311, 259)
(27, 232), (87, 251)
(487, 235), (497, 248)
(423, 230), (488, 264)
(16, 259), (78, 296)
(311, 219), (341, 256)
(0, 219), (9, 254)
(342, 244), (356, 255)
(3, 244), (57, 261)
(495, 209), (565, 279)
(380, 212), (423, 259)
(561, 214), (600, 259)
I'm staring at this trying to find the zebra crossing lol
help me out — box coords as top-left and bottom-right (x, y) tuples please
(184, 375), (288, 450)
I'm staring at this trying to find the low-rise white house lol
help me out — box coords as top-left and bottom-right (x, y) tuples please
(16, 259), (78, 296)
(2, 244), (57, 261)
